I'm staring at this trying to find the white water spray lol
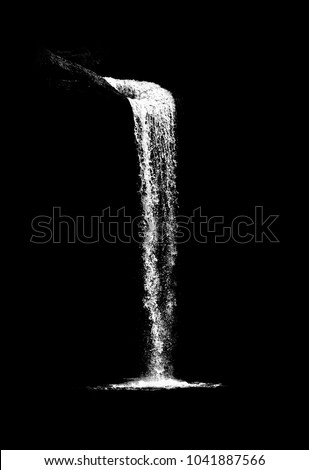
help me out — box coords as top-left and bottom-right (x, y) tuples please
(98, 77), (221, 390)
(105, 78), (177, 381)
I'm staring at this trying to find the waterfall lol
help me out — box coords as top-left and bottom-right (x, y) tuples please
(93, 77), (221, 390)
(104, 77), (177, 381)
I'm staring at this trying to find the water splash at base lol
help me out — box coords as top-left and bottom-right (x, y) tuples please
(91, 378), (222, 391)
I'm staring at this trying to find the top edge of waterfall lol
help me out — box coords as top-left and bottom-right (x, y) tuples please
(103, 77), (175, 104)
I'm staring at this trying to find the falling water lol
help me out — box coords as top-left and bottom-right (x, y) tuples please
(96, 77), (221, 390)
(104, 78), (177, 381)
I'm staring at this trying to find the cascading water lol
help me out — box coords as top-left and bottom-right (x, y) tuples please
(105, 78), (177, 381)
(95, 77), (221, 390)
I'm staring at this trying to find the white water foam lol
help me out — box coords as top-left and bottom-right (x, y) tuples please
(97, 78), (220, 390)
(93, 378), (222, 391)
(105, 78), (177, 380)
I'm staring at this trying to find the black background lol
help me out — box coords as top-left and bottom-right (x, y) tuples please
(7, 5), (302, 450)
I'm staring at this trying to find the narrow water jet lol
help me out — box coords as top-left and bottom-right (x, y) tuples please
(105, 78), (177, 381)
(98, 77), (221, 390)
